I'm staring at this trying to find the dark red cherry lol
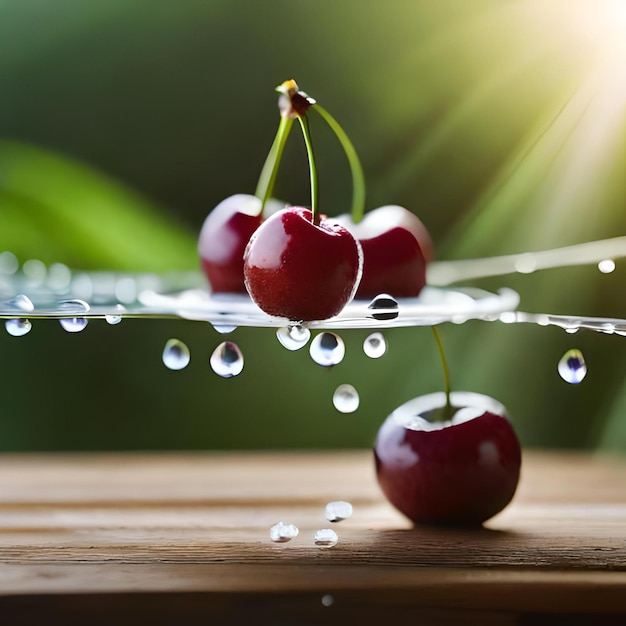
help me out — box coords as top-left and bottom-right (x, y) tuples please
(374, 391), (521, 526)
(243, 207), (362, 321)
(335, 205), (433, 299)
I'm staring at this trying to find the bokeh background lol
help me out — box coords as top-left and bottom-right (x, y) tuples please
(1, 0), (625, 452)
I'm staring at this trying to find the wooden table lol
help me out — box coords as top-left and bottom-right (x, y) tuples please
(1, 450), (625, 624)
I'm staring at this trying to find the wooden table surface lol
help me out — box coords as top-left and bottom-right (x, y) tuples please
(1, 450), (625, 624)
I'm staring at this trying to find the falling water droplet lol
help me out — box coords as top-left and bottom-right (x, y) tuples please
(363, 332), (387, 358)
(558, 349), (587, 384)
(367, 294), (399, 321)
(277, 324), (311, 350)
(332, 384), (359, 413)
(59, 318), (88, 333)
(5, 318), (32, 337)
(321, 595), (334, 607)
(162, 338), (191, 370)
(269, 521), (299, 543)
(210, 341), (244, 377)
(309, 332), (345, 367)
(314, 528), (338, 548)
(5, 294), (34, 313)
(325, 501), (353, 523)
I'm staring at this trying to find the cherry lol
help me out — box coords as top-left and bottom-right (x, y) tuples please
(243, 207), (362, 321)
(198, 194), (264, 293)
(373, 326), (521, 526)
(243, 80), (363, 321)
(335, 205), (434, 299)
(374, 391), (521, 525)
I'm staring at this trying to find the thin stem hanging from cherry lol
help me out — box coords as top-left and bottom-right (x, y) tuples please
(255, 115), (294, 212)
(431, 325), (453, 420)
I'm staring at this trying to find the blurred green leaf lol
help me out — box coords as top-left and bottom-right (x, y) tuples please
(0, 140), (197, 271)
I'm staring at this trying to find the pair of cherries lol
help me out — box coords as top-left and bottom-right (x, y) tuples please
(198, 79), (432, 322)
(198, 80), (521, 527)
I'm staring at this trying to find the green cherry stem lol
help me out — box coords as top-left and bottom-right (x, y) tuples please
(296, 113), (320, 224)
(311, 103), (365, 223)
(431, 325), (454, 420)
(255, 114), (294, 212)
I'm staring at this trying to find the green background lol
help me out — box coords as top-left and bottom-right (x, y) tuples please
(1, 0), (625, 452)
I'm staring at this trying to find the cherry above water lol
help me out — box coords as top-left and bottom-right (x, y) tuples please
(374, 391), (521, 525)
(335, 205), (433, 299)
(243, 207), (363, 321)
(198, 194), (265, 294)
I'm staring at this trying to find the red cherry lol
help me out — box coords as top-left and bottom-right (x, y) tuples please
(374, 391), (521, 526)
(243, 207), (363, 321)
(198, 195), (287, 293)
(335, 205), (433, 299)
(198, 194), (264, 293)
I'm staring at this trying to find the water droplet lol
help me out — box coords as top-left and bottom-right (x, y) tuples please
(277, 324), (311, 351)
(269, 521), (299, 543)
(321, 594), (334, 607)
(5, 318), (32, 337)
(558, 349), (587, 384)
(58, 299), (90, 314)
(332, 384), (359, 413)
(598, 259), (616, 274)
(314, 528), (338, 548)
(325, 501), (353, 523)
(210, 341), (244, 377)
(59, 318), (88, 333)
(363, 332), (387, 358)
(367, 294), (399, 321)
(162, 338), (190, 370)
(105, 305), (126, 325)
(212, 323), (238, 334)
(309, 332), (345, 367)
(5, 294), (35, 313)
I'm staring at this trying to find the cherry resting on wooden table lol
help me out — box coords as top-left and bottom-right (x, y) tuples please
(374, 391), (521, 525)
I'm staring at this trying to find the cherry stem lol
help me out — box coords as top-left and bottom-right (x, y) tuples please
(311, 104), (365, 223)
(430, 325), (454, 420)
(296, 114), (320, 224)
(255, 115), (294, 212)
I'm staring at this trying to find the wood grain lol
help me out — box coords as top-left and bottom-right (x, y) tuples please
(1, 450), (625, 624)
